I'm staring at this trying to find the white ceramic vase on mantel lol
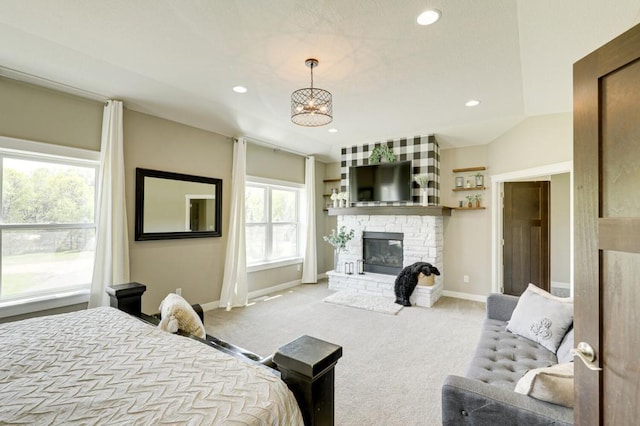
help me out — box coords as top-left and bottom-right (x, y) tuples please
(422, 188), (429, 206)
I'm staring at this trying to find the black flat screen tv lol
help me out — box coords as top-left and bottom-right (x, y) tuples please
(349, 161), (412, 203)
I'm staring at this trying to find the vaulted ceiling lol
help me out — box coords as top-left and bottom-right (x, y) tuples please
(1, 0), (639, 161)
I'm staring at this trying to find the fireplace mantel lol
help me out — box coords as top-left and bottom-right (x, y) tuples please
(327, 205), (452, 217)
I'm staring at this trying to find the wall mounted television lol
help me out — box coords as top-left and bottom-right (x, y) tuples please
(349, 160), (413, 203)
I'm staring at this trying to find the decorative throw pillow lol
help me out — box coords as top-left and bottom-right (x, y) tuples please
(158, 293), (206, 339)
(506, 283), (573, 353)
(556, 327), (575, 364)
(515, 362), (574, 408)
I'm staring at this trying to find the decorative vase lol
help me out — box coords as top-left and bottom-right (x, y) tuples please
(340, 199), (346, 208)
(421, 188), (429, 206)
(333, 250), (341, 273)
(333, 199), (339, 208)
(475, 175), (484, 187)
(468, 202), (473, 208)
(476, 200), (481, 208)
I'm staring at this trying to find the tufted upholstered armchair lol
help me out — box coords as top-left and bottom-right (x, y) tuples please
(442, 293), (573, 425)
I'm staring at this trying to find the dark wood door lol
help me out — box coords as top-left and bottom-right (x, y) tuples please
(503, 181), (550, 296)
(574, 23), (640, 425)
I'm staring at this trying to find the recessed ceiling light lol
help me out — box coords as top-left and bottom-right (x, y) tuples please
(232, 86), (247, 93)
(417, 9), (441, 26)
(328, 128), (338, 133)
(465, 99), (481, 107)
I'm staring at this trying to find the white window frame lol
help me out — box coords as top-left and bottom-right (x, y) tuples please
(246, 176), (304, 272)
(0, 136), (100, 318)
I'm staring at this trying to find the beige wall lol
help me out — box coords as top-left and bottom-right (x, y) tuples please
(488, 113), (572, 175)
(441, 112), (573, 297)
(124, 110), (233, 313)
(246, 143), (305, 184)
(440, 145), (492, 295)
(321, 162), (340, 273)
(0, 77), (102, 151)
(550, 173), (571, 284)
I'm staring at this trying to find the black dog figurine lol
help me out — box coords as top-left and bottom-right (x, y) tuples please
(394, 262), (440, 306)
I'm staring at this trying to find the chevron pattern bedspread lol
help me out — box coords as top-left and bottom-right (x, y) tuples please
(0, 307), (303, 425)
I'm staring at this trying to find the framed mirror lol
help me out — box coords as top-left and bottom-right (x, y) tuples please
(135, 168), (222, 241)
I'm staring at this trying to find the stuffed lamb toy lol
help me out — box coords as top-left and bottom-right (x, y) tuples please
(158, 293), (206, 339)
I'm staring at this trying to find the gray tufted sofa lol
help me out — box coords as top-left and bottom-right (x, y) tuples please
(442, 293), (574, 425)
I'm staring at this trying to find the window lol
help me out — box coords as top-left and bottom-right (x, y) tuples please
(245, 178), (303, 267)
(0, 139), (98, 304)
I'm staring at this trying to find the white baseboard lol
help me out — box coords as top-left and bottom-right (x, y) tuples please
(317, 272), (328, 280)
(551, 281), (570, 289)
(248, 279), (301, 299)
(201, 279), (303, 312)
(200, 300), (220, 312)
(442, 290), (487, 303)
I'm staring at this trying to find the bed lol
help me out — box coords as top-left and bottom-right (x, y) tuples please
(0, 283), (342, 425)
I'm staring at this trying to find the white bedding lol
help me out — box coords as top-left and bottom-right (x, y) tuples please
(0, 307), (303, 425)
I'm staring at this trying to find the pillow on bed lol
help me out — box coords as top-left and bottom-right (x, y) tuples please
(506, 283), (573, 353)
(158, 293), (206, 339)
(514, 362), (574, 408)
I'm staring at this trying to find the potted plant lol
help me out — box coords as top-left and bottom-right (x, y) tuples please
(474, 194), (482, 208)
(465, 195), (474, 208)
(414, 174), (430, 206)
(323, 226), (355, 272)
(474, 173), (484, 187)
(369, 145), (396, 164)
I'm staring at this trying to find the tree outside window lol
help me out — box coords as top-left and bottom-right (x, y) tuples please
(0, 156), (97, 300)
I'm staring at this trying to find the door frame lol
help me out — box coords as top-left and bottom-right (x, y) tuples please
(490, 161), (573, 295)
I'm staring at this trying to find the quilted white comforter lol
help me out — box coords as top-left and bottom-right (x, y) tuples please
(0, 307), (303, 425)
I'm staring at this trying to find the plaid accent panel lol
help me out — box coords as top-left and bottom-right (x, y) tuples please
(340, 135), (440, 206)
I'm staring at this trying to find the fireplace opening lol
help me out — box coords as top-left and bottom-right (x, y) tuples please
(362, 231), (404, 275)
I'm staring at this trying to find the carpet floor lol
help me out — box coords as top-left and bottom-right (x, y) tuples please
(204, 280), (485, 426)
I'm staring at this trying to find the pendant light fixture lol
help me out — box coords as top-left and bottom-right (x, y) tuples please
(291, 58), (333, 127)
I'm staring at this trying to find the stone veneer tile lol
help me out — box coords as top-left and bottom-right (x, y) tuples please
(328, 214), (444, 307)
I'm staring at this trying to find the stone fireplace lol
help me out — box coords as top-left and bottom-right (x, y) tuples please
(327, 208), (446, 307)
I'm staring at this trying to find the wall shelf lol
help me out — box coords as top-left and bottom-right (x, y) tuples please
(323, 178), (341, 212)
(452, 166), (486, 173)
(328, 205), (452, 217)
(453, 186), (486, 192)
(453, 207), (486, 211)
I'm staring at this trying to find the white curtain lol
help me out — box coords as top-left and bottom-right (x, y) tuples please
(219, 138), (248, 310)
(89, 100), (130, 308)
(301, 156), (317, 283)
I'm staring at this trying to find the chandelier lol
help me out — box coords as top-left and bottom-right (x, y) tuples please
(291, 58), (333, 127)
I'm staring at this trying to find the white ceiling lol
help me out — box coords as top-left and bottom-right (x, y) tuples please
(1, 0), (639, 162)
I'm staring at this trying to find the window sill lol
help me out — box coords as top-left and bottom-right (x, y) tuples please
(248, 258), (303, 273)
(0, 289), (90, 319)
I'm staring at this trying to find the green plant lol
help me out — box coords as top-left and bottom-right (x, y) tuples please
(474, 194), (482, 202)
(323, 226), (355, 252)
(369, 145), (396, 164)
(465, 195), (475, 203)
(414, 174), (429, 187)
